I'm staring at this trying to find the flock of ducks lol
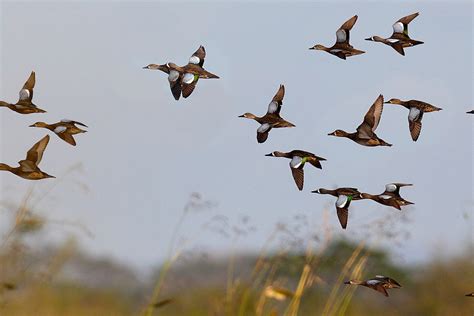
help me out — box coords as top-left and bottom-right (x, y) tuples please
(1, 11), (472, 298)
(0, 71), (88, 179)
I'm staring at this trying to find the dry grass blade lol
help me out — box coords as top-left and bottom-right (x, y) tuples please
(264, 285), (295, 301)
(322, 240), (366, 315)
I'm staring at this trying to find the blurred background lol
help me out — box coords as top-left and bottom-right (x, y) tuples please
(0, 1), (472, 315)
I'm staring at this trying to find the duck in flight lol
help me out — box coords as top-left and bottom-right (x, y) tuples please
(385, 98), (442, 141)
(265, 150), (326, 191)
(30, 119), (88, 146)
(0, 135), (54, 180)
(328, 94), (392, 147)
(361, 183), (414, 210)
(365, 12), (424, 55)
(309, 15), (365, 60)
(239, 85), (295, 143)
(143, 46), (219, 100)
(0, 71), (46, 114)
(344, 275), (401, 297)
(311, 187), (363, 229)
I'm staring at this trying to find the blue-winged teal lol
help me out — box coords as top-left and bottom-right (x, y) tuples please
(0, 135), (54, 180)
(0, 71), (46, 114)
(361, 183), (414, 210)
(309, 15), (365, 60)
(365, 12), (424, 55)
(385, 98), (442, 141)
(312, 187), (363, 229)
(265, 150), (326, 191)
(344, 275), (401, 297)
(143, 46), (219, 100)
(30, 119), (88, 146)
(329, 94), (392, 147)
(239, 85), (295, 143)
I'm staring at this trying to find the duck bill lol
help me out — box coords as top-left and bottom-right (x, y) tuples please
(238, 114), (245, 118)
(264, 153), (273, 157)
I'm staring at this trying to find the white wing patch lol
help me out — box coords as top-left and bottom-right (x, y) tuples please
(189, 56), (200, 65)
(336, 195), (349, 208)
(290, 156), (303, 168)
(54, 126), (67, 134)
(19, 89), (30, 100)
(168, 70), (179, 82)
(267, 101), (279, 114)
(366, 279), (381, 285)
(392, 21), (404, 34)
(408, 107), (421, 121)
(330, 49), (343, 53)
(385, 183), (397, 192)
(379, 194), (392, 200)
(336, 29), (347, 43)
(257, 123), (271, 133)
(182, 73), (195, 84)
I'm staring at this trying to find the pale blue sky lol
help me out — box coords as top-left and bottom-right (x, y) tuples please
(0, 1), (472, 271)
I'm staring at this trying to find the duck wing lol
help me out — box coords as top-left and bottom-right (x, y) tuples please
(60, 119), (88, 128)
(290, 167), (304, 191)
(24, 135), (50, 166)
(266, 84), (285, 116)
(188, 45), (206, 67)
(336, 15), (358, 46)
(57, 132), (77, 146)
(408, 107), (423, 141)
(363, 94), (384, 131)
(392, 12), (419, 38)
(167, 69), (182, 100)
(18, 71), (35, 104)
(336, 195), (352, 229)
(374, 284), (389, 297)
(181, 73), (199, 98)
(257, 123), (271, 143)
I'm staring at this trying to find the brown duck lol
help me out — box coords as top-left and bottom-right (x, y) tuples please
(239, 85), (295, 143)
(329, 94), (392, 147)
(311, 187), (363, 229)
(0, 71), (46, 114)
(365, 12), (424, 55)
(265, 150), (326, 191)
(309, 15), (365, 60)
(143, 46), (219, 100)
(30, 119), (88, 146)
(385, 98), (442, 141)
(0, 135), (54, 180)
(344, 275), (401, 297)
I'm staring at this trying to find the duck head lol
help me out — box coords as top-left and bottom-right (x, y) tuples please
(29, 122), (48, 128)
(142, 63), (169, 72)
(238, 113), (257, 119)
(309, 44), (327, 51)
(265, 151), (285, 157)
(384, 98), (402, 105)
(328, 129), (348, 137)
(365, 36), (384, 42)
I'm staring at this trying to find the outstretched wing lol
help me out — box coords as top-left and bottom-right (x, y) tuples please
(363, 94), (384, 131)
(61, 119), (88, 127)
(257, 123), (272, 143)
(181, 73), (199, 98)
(408, 107), (423, 141)
(392, 12), (419, 38)
(25, 135), (50, 166)
(188, 45), (206, 67)
(290, 167), (304, 191)
(18, 71), (35, 103)
(336, 15), (358, 45)
(266, 84), (285, 116)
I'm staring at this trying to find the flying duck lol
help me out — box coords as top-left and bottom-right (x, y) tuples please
(239, 85), (295, 143)
(328, 94), (392, 147)
(309, 15), (365, 60)
(365, 12), (424, 55)
(0, 135), (54, 180)
(30, 119), (88, 146)
(385, 98), (442, 141)
(311, 187), (363, 229)
(0, 71), (46, 114)
(143, 46), (219, 100)
(344, 275), (401, 297)
(265, 150), (326, 191)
